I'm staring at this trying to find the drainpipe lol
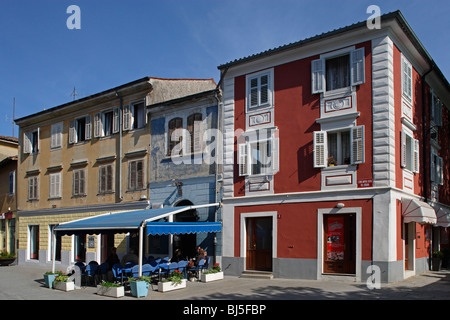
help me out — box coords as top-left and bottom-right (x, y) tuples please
(213, 90), (222, 266)
(115, 90), (123, 202)
(422, 67), (433, 271)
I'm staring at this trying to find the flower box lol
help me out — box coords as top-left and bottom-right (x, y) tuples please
(96, 285), (124, 298)
(158, 279), (187, 292)
(54, 281), (75, 292)
(130, 280), (150, 298)
(201, 271), (224, 282)
(44, 274), (57, 289)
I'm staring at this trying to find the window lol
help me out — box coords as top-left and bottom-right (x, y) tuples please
(23, 128), (40, 154)
(69, 116), (91, 144)
(28, 176), (39, 201)
(187, 113), (203, 153)
(94, 109), (119, 138)
(49, 172), (61, 199)
(123, 101), (146, 131)
(401, 130), (419, 173)
(402, 57), (413, 102)
(9, 171), (15, 195)
(238, 129), (279, 176)
(99, 164), (113, 193)
(311, 48), (365, 94)
(431, 152), (444, 186)
(431, 90), (443, 127)
(51, 122), (63, 149)
(247, 71), (273, 109)
(168, 117), (183, 156)
(72, 169), (86, 196)
(313, 126), (364, 168)
(128, 160), (144, 191)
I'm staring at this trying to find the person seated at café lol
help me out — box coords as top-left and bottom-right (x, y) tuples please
(106, 247), (120, 269)
(171, 249), (183, 262)
(121, 248), (139, 265)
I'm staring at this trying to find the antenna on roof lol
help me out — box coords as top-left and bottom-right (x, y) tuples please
(12, 97), (15, 137)
(70, 87), (79, 101)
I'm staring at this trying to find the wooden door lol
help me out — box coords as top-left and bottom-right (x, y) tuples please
(323, 214), (356, 274)
(246, 217), (272, 271)
(404, 224), (409, 270)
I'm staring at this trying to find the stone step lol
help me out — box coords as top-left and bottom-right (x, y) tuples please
(239, 270), (273, 280)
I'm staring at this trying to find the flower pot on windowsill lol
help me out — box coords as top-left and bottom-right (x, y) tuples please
(96, 285), (124, 298)
(54, 281), (75, 292)
(201, 271), (224, 282)
(158, 279), (187, 292)
(130, 280), (150, 298)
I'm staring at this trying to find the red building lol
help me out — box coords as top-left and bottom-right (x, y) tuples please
(218, 11), (450, 283)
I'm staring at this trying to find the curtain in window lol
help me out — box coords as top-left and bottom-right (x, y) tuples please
(326, 55), (350, 91)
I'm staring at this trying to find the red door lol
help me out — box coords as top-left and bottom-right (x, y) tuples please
(246, 217), (272, 271)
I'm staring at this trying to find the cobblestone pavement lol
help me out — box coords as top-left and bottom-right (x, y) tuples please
(0, 265), (449, 301)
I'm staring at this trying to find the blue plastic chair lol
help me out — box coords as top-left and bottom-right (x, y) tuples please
(142, 264), (155, 277)
(188, 259), (205, 281)
(202, 257), (211, 272)
(112, 264), (126, 284)
(83, 263), (98, 286)
(168, 262), (178, 274)
(158, 263), (169, 280)
(131, 264), (141, 278)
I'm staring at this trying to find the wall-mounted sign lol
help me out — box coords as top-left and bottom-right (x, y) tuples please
(358, 179), (373, 188)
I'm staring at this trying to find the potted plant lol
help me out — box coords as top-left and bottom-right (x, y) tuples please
(432, 251), (444, 271)
(328, 156), (337, 167)
(96, 281), (124, 298)
(44, 271), (64, 289)
(158, 269), (186, 292)
(201, 263), (224, 282)
(129, 276), (151, 298)
(53, 272), (75, 292)
(0, 251), (16, 266)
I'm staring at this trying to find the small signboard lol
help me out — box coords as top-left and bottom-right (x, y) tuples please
(358, 179), (373, 188)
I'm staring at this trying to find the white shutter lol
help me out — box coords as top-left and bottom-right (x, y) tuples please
(123, 105), (131, 131)
(69, 120), (76, 144)
(311, 59), (325, 94)
(249, 77), (259, 108)
(351, 48), (365, 86)
(50, 124), (56, 148)
(23, 132), (31, 154)
(271, 136), (279, 174)
(437, 99), (443, 127)
(85, 116), (92, 140)
(351, 126), (365, 164)
(113, 108), (119, 133)
(413, 139), (420, 173)
(430, 153), (436, 182)
(313, 131), (327, 168)
(50, 174), (56, 198)
(238, 143), (249, 176)
(94, 113), (101, 138)
(36, 128), (40, 152)
(438, 156), (444, 185)
(401, 130), (407, 168)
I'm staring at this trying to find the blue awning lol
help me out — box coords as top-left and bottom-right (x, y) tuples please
(146, 222), (222, 235)
(54, 204), (219, 236)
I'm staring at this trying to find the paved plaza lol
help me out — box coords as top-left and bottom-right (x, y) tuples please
(0, 264), (449, 300)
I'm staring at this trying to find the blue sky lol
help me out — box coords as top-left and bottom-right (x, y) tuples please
(1, 0), (449, 138)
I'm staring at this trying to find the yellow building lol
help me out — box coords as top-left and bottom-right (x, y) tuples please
(0, 136), (18, 257)
(14, 77), (216, 269)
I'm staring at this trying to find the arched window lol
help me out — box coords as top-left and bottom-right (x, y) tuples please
(187, 113), (202, 153)
(168, 117), (183, 156)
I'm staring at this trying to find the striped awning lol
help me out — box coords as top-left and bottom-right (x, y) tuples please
(402, 198), (437, 225)
(436, 207), (450, 228)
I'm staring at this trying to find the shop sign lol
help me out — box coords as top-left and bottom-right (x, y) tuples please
(327, 216), (344, 261)
(358, 179), (373, 188)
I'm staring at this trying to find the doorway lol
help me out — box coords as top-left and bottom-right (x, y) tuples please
(404, 222), (415, 271)
(174, 200), (197, 259)
(323, 214), (356, 274)
(246, 217), (273, 271)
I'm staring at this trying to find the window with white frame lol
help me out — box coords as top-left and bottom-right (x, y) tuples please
(99, 164), (114, 194)
(313, 126), (364, 168)
(28, 176), (39, 201)
(72, 169), (86, 196)
(50, 122), (63, 149)
(247, 70), (273, 110)
(311, 48), (365, 94)
(431, 151), (444, 186)
(238, 129), (279, 176)
(23, 128), (40, 154)
(69, 116), (92, 144)
(94, 108), (119, 138)
(128, 159), (144, 191)
(49, 172), (61, 199)
(401, 56), (413, 103)
(123, 101), (147, 131)
(401, 130), (419, 173)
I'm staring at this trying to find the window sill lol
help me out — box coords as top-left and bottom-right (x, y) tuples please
(71, 194), (87, 198)
(48, 197), (62, 201)
(322, 164), (354, 171)
(97, 191), (115, 196)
